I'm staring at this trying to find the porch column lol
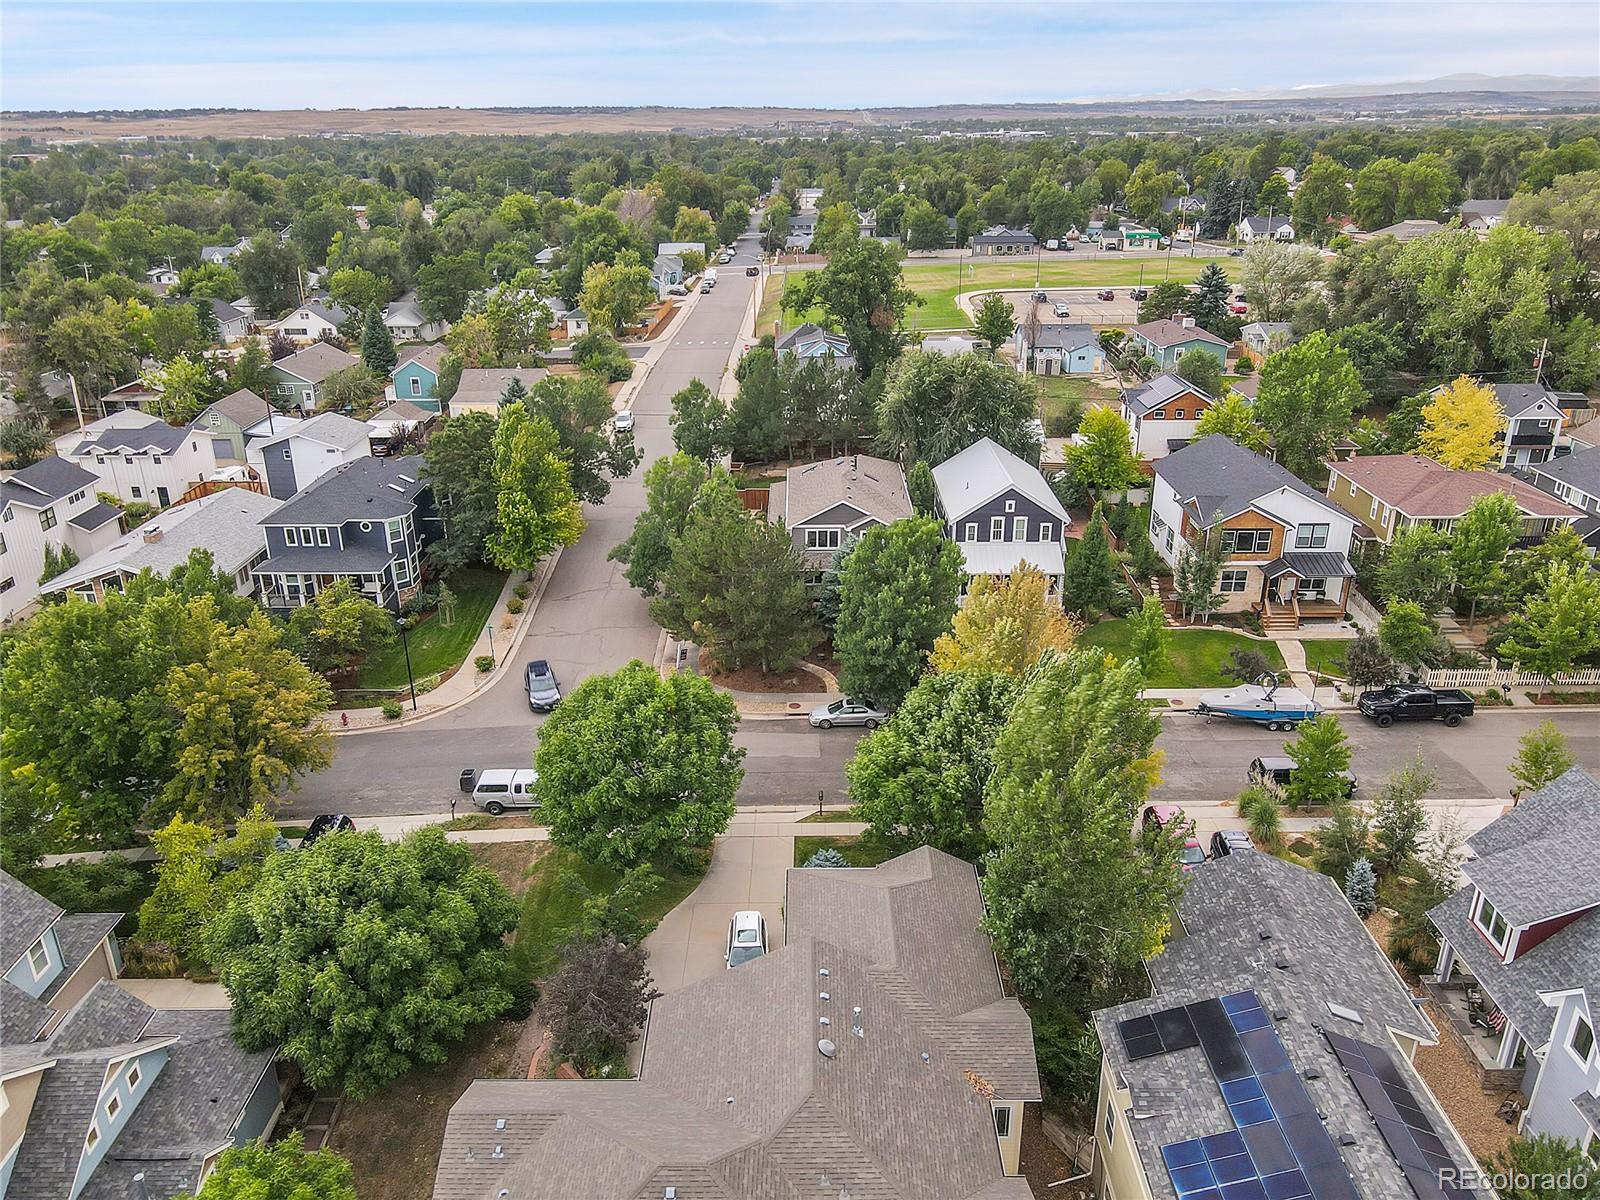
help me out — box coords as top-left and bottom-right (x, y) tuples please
(1495, 1024), (1521, 1069)
(1436, 939), (1455, 982)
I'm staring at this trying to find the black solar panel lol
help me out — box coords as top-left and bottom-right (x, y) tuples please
(1156, 1005), (1201, 1051)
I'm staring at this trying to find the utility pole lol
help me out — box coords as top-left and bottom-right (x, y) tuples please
(1533, 337), (1549, 387)
(67, 373), (87, 433)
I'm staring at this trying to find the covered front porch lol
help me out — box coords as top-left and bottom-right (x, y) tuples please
(956, 540), (1065, 603)
(1424, 939), (1538, 1094)
(1252, 551), (1353, 631)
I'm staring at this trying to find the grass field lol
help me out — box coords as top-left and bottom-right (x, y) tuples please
(1078, 618), (1286, 689)
(1301, 639), (1356, 680)
(794, 834), (899, 868)
(1037, 373), (1120, 434)
(353, 567), (506, 690)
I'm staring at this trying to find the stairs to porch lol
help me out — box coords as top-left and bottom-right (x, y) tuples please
(1258, 598), (1301, 631)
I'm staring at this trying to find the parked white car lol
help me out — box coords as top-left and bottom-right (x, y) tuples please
(725, 910), (768, 968)
(459, 768), (539, 815)
(808, 698), (888, 730)
(613, 410), (635, 433)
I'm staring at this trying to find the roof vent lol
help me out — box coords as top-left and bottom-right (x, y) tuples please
(1326, 1001), (1364, 1025)
(851, 1007), (864, 1038)
(490, 1144), (504, 1159)
(665, 1189), (677, 1200)
(818, 967), (829, 977)
(494, 1118), (506, 1131)
(819, 1016), (831, 1027)
(132, 1173), (151, 1200)
(920, 1051), (931, 1064)
(819, 991), (830, 1001)
(1338, 1133), (1357, 1147)
(818, 1038), (837, 1058)
(1303, 1069), (1321, 1080)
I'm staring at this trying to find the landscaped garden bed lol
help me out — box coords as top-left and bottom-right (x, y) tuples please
(1077, 617), (1286, 689)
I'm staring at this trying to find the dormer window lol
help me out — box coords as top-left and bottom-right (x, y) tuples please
(26, 936), (50, 978)
(1472, 891), (1510, 953)
(1572, 1014), (1595, 1066)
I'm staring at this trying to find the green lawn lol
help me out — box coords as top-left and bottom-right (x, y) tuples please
(794, 834), (899, 868)
(1078, 618), (1287, 689)
(353, 567), (506, 689)
(1037, 374), (1121, 435)
(509, 846), (707, 981)
(1301, 639), (1356, 680)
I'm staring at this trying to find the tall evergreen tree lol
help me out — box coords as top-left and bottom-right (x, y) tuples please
(1062, 504), (1119, 618)
(360, 303), (397, 375)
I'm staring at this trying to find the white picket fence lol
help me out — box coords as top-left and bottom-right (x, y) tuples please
(1421, 660), (1600, 690)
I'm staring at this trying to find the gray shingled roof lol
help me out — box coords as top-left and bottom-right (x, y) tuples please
(70, 422), (191, 456)
(259, 410), (370, 452)
(932, 437), (1066, 524)
(1129, 318), (1230, 349)
(1530, 445), (1600, 499)
(1122, 372), (1213, 416)
(395, 343), (448, 376)
(0, 456), (99, 512)
(779, 454), (910, 529)
(1, 869), (65, 972)
(1094, 853), (1481, 1200)
(1573, 1087), (1600, 1139)
(263, 454), (427, 525)
(194, 389), (274, 429)
(68, 501), (123, 532)
(1155, 434), (1345, 527)
(452, 367), (550, 407)
(39, 914), (121, 1003)
(1028, 322), (1097, 351)
(1, 985), (56, 1043)
(272, 341), (357, 384)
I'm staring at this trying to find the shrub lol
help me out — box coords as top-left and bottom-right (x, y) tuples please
(475, 654), (495, 673)
(380, 699), (403, 720)
(1345, 858), (1377, 917)
(1029, 1001), (1104, 1117)
(1221, 646), (1277, 685)
(541, 935), (660, 1074)
(1239, 783), (1283, 851)
(513, 582), (531, 600)
(506, 596), (525, 615)
(802, 847), (849, 868)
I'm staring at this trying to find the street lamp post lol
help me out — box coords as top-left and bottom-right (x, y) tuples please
(396, 615), (418, 712)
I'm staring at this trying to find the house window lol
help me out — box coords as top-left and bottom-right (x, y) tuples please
(152, 455), (162, 465)
(994, 1105), (1012, 1139)
(1040, 522), (1053, 541)
(131, 487), (142, 499)
(386, 519), (405, 544)
(96, 455), (106, 465)
(26, 937), (50, 978)
(209, 413), (221, 426)
(963, 522), (978, 542)
(1149, 410), (1165, 420)
(360, 521), (372, 532)
(299, 527), (315, 544)
(394, 556), (412, 586)
(2, 509), (10, 523)
(69, 490), (86, 504)
(127, 1063), (141, 1090)
(1348, 477), (1357, 496)
(1370, 498), (1382, 520)
(1295, 577), (1328, 600)
(410, 377), (422, 396)
(1295, 523), (1329, 550)
(0, 578), (13, 593)
(1473, 892), (1510, 952)
(1221, 529), (1270, 555)
(1219, 569), (1249, 593)
(805, 528), (842, 551)
(124, 456), (133, 465)
(86, 1127), (100, 1151)
(1103, 1100), (1115, 1147)
(1572, 1015), (1595, 1065)
(285, 528), (298, 546)
(1012, 516), (1027, 540)
(990, 517), (1005, 540)
(315, 527), (330, 546)
(106, 1094), (121, 1121)
(1005, 499), (1016, 513)
(282, 447), (292, 460)
(39, 507), (57, 531)
(1173, 409), (1185, 420)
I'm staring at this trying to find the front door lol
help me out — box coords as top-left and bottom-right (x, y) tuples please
(156, 486), (170, 507)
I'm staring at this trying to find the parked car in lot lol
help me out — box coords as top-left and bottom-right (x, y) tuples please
(1052, 302), (1071, 318)
(745, 265), (760, 277)
(301, 814), (355, 847)
(1357, 684), (1475, 728)
(459, 767), (539, 815)
(1130, 288), (1150, 302)
(726, 910), (768, 968)
(1249, 755), (1357, 798)
(1097, 289), (1114, 301)
(1209, 829), (1254, 859)
(613, 410), (635, 433)
(1229, 300), (1249, 314)
(1229, 248), (1245, 256)
(809, 697), (888, 729)
(525, 659), (561, 712)
(1031, 290), (1048, 303)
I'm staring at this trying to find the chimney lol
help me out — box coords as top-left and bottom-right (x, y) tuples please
(141, 528), (163, 544)
(1182, 317), (1197, 329)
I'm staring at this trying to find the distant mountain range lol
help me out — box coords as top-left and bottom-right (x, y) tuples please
(1119, 73), (1597, 104)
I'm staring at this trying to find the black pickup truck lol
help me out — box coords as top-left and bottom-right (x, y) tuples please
(1357, 684), (1475, 728)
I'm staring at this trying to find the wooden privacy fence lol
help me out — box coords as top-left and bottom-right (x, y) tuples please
(1421, 660), (1600, 690)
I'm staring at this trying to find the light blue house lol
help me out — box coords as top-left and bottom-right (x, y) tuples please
(1, 870), (284, 1199)
(391, 343), (448, 412)
(1126, 318), (1231, 373)
(1015, 322), (1104, 376)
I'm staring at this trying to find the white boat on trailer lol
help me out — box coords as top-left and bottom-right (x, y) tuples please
(1193, 675), (1321, 731)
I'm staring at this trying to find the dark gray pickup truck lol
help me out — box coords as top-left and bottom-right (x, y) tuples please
(1357, 684), (1475, 728)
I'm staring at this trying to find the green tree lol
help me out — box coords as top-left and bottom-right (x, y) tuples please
(669, 378), (730, 464)
(1175, 529), (1226, 624)
(206, 827), (518, 1098)
(415, 251), (489, 323)
(285, 578), (396, 675)
(650, 471), (817, 674)
(235, 234), (300, 315)
(1292, 156), (1353, 243)
(359, 303), (397, 375)
(38, 541), (79, 586)
(1491, 1134), (1599, 1200)
(1450, 492), (1522, 624)
(1499, 561), (1600, 687)
(228, 340), (276, 398)
(1284, 715), (1353, 811)
(1509, 720), (1576, 798)
(1375, 525), (1454, 611)
(972, 292), (1015, 352)
(422, 410), (498, 573)
(1192, 391), (1270, 452)
(906, 459), (937, 516)
(1186, 263), (1233, 333)
(578, 250), (655, 332)
(327, 266), (393, 314)
(194, 1131), (356, 1200)
(1240, 783), (1284, 851)
(485, 402), (585, 571)
(137, 806), (280, 966)
(1240, 240), (1321, 321)
(1253, 331), (1365, 480)
(1137, 280), (1191, 324)
(535, 661), (743, 869)
(981, 649), (1176, 1000)
(672, 205), (717, 247)
(904, 200), (951, 252)
(930, 567), (1077, 675)
(141, 353), (217, 424)
(760, 196), (792, 253)
(1062, 504), (1121, 618)
(783, 236), (917, 376)
(1509, 524), (1591, 607)
(877, 349), (1041, 467)
(1312, 804), (1371, 882)
(1369, 755), (1435, 875)
(0, 417), (49, 467)
(1068, 408), (1141, 494)
(525, 372), (641, 505)
(541, 934), (661, 1073)
(609, 452), (709, 597)
(1343, 631), (1400, 690)
(1128, 594), (1171, 682)
(1174, 346), (1224, 397)
(835, 517), (964, 706)
(846, 670), (1021, 859)
(1378, 601), (1444, 673)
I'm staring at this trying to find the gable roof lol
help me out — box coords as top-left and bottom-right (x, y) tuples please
(207, 297), (247, 323)
(381, 290), (430, 328)
(1459, 199), (1509, 222)
(774, 323), (851, 359)
(274, 298), (352, 329)
(0, 869), (65, 975)
(452, 367), (549, 408)
(271, 341), (357, 384)
(932, 437), (1066, 523)
(1490, 381), (1578, 420)
(781, 455), (910, 529)
(1027, 322), (1097, 351)
(395, 342), (448, 378)
(1241, 214), (1292, 235)
(264, 454), (427, 525)
(69, 420), (192, 457)
(1128, 319), (1229, 349)
(969, 225), (1035, 247)
(1370, 218), (1444, 241)
(194, 389), (273, 430)
(1332, 455), (1580, 520)
(1240, 321), (1293, 340)
(1156, 434), (1345, 526)
(261, 410), (370, 452)
(1122, 372), (1214, 416)
(369, 399), (434, 425)
(1530, 445), (1600, 498)
(0, 456), (98, 512)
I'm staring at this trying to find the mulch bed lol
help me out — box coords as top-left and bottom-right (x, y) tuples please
(1021, 1107), (1092, 1198)
(705, 662), (827, 693)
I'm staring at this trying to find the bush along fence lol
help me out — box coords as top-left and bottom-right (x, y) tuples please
(1421, 660), (1600, 691)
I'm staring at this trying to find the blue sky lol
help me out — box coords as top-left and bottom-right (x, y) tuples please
(3, 2), (1597, 112)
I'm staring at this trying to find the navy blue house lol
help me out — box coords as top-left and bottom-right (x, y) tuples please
(931, 437), (1071, 596)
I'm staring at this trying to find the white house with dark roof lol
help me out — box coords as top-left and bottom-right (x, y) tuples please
(204, 298), (251, 342)
(1459, 381), (1589, 469)
(969, 225), (1036, 256)
(431, 846), (1039, 1200)
(1120, 373), (1220, 461)
(932, 437), (1069, 595)
(60, 411), (220, 508)
(1428, 768), (1600, 1150)
(767, 454), (911, 574)
(245, 411), (372, 499)
(1092, 852), (1485, 1200)
(1237, 214), (1294, 242)
(268, 298), (354, 344)
(773, 323), (854, 371)
(382, 290), (447, 343)
(1525, 445), (1600, 548)
(0, 457), (124, 622)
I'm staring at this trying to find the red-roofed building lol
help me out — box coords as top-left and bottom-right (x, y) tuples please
(1324, 455), (1585, 544)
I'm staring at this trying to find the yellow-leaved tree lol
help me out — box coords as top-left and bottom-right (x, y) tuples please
(929, 566), (1079, 675)
(1417, 376), (1506, 470)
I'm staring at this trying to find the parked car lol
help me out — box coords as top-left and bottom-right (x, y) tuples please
(1052, 302), (1071, 318)
(1209, 829), (1254, 859)
(700, 280), (715, 293)
(1031, 290), (1048, 303)
(459, 767), (539, 815)
(745, 265), (760, 277)
(301, 814), (355, 847)
(1130, 288), (1150, 302)
(666, 285), (688, 297)
(613, 410), (635, 433)
(1141, 803), (1185, 833)
(525, 659), (561, 712)
(1357, 684), (1475, 728)
(1229, 300), (1249, 314)
(718, 251), (734, 264)
(1097, 289), (1114, 301)
(1248, 755), (1357, 798)
(1062, 242), (1075, 252)
(725, 910), (768, 968)
(1179, 838), (1206, 873)
(1228, 248), (1245, 256)
(808, 697), (888, 729)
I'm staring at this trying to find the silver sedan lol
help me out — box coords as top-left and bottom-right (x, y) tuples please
(808, 698), (888, 730)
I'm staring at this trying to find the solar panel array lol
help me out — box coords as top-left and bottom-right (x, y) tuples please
(1119, 990), (1360, 1200)
(1323, 1031), (1477, 1200)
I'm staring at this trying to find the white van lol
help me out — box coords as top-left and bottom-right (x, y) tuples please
(466, 768), (539, 814)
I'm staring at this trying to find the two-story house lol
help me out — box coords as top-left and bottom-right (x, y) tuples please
(268, 298), (354, 344)
(432, 847), (1039, 1200)
(267, 342), (359, 414)
(61, 411), (220, 509)
(767, 454), (911, 578)
(1325, 455), (1584, 545)
(650, 253), (684, 298)
(774, 323), (855, 372)
(1438, 382), (1590, 469)
(206, 298), (252, 343)
(0, 457), (124, 623)
(253, 454), (436, 612)
(1014, 322), (1103, 376)
(932, 437), (1070, 595)
(1151, 435), (1358, 628)
(1092, 852), (1484, 1200)
(1126, 318), (1230, 373)
(391, 344), (448, 410)
(2, 873), (284, 1199)
(1120, 373), (1219, 461)
(1525, 446), (1600, 548)
(1428, 768), (1600, 1150)
(381, 290), (446, 343)
(192, 389), (278, 462)
(1458, 199), (1509, 234)
(245, 411), (372, 500)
